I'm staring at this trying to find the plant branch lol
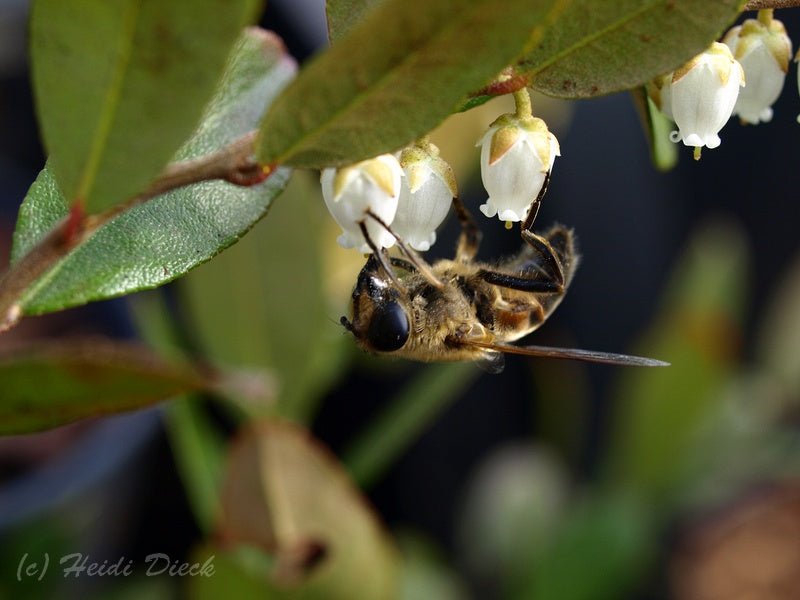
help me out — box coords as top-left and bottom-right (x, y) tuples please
(0, 130), (265, 333)
(743, 0), (800, 9)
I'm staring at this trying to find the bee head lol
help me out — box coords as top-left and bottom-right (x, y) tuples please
(341, 255), (410, 353)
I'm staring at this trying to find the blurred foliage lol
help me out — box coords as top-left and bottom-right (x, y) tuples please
(211, 421), (399, 599)
(608, 222), (748, 505)
(343, 362), (479, 488)
(179, 171), (350, 423)
(0, 338), (214, 434)
(508, 493), (655, 600)
(396, 532), (468, 600)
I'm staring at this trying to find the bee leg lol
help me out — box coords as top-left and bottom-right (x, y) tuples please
(358, 221), (404, 289)
(478, 230), (565, 293)
(474, 170), (559, 292)
(389, 257), (417, 273)
(364, 209), (445, 290)
(477, 266), (563, 293)
(519, 169), (550, 234)
(518, 229), (565, 288)
(452, 196), (481, 263)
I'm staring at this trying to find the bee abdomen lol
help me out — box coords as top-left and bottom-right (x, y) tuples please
(455, 276), (494, 328)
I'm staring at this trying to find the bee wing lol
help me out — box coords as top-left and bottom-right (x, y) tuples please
(457, 338), (669, 368)
(475, 351), (505, 374)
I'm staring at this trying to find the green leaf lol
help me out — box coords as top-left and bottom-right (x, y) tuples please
(510, 494), (654, 600)
(606, 222), (748, 501)
(129, 288), (229, 536)
(30, 0), (260, 213)
(630, 88), (678, 172)
(216, 421), (399, 599)
(0, 520), (72, 599)
(325, 0), (383, 41)
(522, 0), (745, 98)
(0, 338), (210, 435)
(180, 171), (350, 423)
(455, 94), (494, 113)
(12, 28), (296, 315)
(257, 0), (560, 168)
(188, 544), (276, 600)
(343, 362), (479, 488)
(165, 399), (226, 535)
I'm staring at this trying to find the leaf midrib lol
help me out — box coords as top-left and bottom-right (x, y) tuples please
(77, 0), (142, 202)
(525, 1), (684, 77)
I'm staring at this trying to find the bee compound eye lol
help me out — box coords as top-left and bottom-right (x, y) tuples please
(367, 301), (410, 352)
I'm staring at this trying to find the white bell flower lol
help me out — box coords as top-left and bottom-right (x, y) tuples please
(321, 154), (402, 253)
(477, 114), (560, 223)
(723, 16), (791, 124)
(392, 143), (456, 252)
(670, 42), (745, 149)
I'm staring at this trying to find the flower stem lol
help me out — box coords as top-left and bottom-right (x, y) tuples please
(414, 135), (432, 150)
(513, 88), (533, 119)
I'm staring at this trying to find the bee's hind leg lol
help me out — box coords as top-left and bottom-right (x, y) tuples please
(476, 241), (563, 293)
(475, 169), (576, 295)
(502, 170), (571, 292)
(516, 229), (566, 290)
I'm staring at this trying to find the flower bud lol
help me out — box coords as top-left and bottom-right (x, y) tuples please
(477, 114), (559, 223)
(670, 42), (745, 149)
(321, 154), (402, 253)
(391, 143), (456, 252)
(723, 17), (791, 124)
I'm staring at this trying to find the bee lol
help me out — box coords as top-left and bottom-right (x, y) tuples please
(340, 180), (667, 372)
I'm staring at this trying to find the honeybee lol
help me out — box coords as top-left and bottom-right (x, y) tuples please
(340, 183), (667, 372)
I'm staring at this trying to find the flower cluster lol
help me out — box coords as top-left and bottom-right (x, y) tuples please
(649, 10), (792, 157)
(322, 88), (559, 255)
(322, 141), (457, 254)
